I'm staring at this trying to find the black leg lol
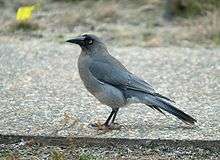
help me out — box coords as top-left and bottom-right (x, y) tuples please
(111, 108), (119, 124)
(90, 108), (120, 130)
(104, 109), (116, 126)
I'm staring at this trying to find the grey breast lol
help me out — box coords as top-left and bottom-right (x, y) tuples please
(77, 53), (126, 108)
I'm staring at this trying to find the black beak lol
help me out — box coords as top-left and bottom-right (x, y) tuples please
(66, 36), (85, 45)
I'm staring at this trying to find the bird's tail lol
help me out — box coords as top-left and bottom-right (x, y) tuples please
(142, 94), (197, 124)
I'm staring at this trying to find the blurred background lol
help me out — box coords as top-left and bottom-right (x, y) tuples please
(0, 0), (220, 47)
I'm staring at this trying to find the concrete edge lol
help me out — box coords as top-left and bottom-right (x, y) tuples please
(0, 134), (219, 152)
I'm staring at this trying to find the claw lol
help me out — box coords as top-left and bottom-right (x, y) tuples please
(89, 122), (121, 130)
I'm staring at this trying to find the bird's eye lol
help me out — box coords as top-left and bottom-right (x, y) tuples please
(88, 39), (93, 45)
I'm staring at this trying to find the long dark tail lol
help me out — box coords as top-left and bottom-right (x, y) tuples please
(143, 94), (197, 124)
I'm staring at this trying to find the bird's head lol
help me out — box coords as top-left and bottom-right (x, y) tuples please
(66, 34), (107, 53)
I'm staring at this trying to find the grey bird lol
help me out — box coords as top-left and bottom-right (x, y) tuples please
(66, 34), (196, 129)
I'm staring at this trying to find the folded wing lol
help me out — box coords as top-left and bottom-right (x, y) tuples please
(89, 59), (156, 94)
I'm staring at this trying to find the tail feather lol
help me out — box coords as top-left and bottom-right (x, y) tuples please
(149, 104), (166, 116)
(143, 95), (197, 124)
(154, 93), (175, 103)
(124, 89), (196, 124)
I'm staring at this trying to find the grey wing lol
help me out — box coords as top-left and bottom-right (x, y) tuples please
(89, 60), (156, 94)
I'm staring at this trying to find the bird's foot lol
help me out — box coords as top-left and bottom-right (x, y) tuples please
(90, 122), (121, 130)
(106, 122), (121, 130)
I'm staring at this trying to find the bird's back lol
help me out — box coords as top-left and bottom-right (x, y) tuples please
(93, 52), (129, 72)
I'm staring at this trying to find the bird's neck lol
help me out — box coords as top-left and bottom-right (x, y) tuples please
(82, 45), (109, 56)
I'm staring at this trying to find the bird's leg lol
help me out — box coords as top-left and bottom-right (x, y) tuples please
(90, 108), (120, 130)
(103, 108), (121, 130)
(111, 108), (119, 124)
(90, 109), (115, 129)
(104, 108), (117, 126)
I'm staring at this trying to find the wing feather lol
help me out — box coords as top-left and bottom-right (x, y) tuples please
(89, 60), (155, 94)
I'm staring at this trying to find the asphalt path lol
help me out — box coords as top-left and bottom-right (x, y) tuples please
(0, 40), (219, 140)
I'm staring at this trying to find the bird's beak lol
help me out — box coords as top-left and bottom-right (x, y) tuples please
(66, 36), (85, 45)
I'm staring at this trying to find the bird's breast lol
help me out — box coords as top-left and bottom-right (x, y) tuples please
(77, 55), (126, 107)
(78, 55), (102, 93)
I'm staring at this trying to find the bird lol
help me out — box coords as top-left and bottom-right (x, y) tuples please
(66, 34), (197, 129)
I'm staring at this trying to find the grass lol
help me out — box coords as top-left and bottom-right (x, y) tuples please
(94, 1), (119, 23)
(184, 0), (220, 17)
(164, 0), (220, 18)
(9, 21), (40, 32)
(79, 154), (98, 160)
(51, 149), (65, 160)
(0, 149), (20, 160)
(0, 139), (219, 159)
(58, 12), (85, 28)
(1, 0), (220, 47)
(211, 32), (220, 45)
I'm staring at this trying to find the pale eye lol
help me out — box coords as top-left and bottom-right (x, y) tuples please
(88, 39), (93, 44)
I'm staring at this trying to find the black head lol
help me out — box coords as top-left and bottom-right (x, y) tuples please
(66, 34), (103, 48)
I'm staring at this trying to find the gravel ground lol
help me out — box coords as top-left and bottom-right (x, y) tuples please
(0, 142), (219, 160)
(0, 37), (219, 140)
(0, 135), (219, 160)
